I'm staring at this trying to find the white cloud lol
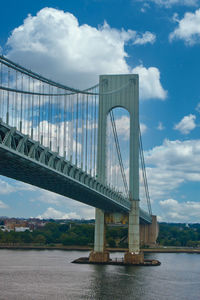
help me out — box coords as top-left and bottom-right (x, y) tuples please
(114, 115), (130, 140)
(113, 116), (145, 140)
(174, 114), (196, 134)
(140, 0), (198, 8)
(140, 123), (147, 134)
(6, 7), (131, 88)
(195, 102), (200, 113)
(37, 207), (80, 219)
(157, 121), (165, 130)
(169, 9), (200, 45)
(144, 139), (200, 201)
(145, 166), (184, 200)
(0, 179), (16, 194)
(32, 190), (65, 206)
(0, 177), (95, 219)
(133, 31), (156, 45)
(31, 189), (95, 219)
(140, 3), (150, 13)
(132, 65), (167, 100)
(0, 200), (8, 209)
(0, 177), (37, 194)
(14, 182), (37, 192)
(6, 7), (166, 100)
(159, 198), (200, 222)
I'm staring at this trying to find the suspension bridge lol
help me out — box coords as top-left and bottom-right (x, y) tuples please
(0, 55), (158, 264)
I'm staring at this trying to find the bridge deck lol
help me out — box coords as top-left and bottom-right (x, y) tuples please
(0, 120), (152, 223)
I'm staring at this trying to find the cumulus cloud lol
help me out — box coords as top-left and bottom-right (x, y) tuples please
(31, 190), (65, 206)
(6, 7), (166, 100)
(31, 189), (95, 219)
(157, 121), (165, 130)
(195, 102), (200, 113)
(132, 65), (167, 100)
(0, 178), (35, 194)
(0, 179), (16, 194)
(133, 31), (156, 45)
(0, 200), (8, 209)
(159, 198), (200, 222)
(113, 115), (130, 141)
(140, 3), (150, 13)
(114, 115), (147, 139)
(174, 114), (196, 134)
(37, 207), (80, 219)
(169, 9), (200, 45)
(140, 123), (147, 134)
(145, 139), (200, 200)
(139, 0), (198, 8)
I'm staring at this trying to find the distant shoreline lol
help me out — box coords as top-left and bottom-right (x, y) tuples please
(0, 245), (200, 253)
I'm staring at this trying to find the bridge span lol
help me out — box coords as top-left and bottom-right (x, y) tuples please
(0, 55), (158, 264)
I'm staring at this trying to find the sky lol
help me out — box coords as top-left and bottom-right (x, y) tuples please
(1, 0), (200, 222)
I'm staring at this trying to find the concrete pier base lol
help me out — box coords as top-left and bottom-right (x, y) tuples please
(124, 252), (144, 265)
(140, 215), (159, 247)
(89, 251), (110, 263)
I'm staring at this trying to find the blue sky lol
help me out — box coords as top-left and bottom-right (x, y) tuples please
(1, 0), (200, 222)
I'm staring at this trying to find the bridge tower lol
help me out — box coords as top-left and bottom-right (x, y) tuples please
(89, 74), (144, 264)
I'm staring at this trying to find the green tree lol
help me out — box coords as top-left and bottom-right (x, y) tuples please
(34, 234), (46, 245)
(107, 238), (116, 248)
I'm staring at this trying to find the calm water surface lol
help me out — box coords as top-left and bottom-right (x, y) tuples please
(0, 250), (199, 300)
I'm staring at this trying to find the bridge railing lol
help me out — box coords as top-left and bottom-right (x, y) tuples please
(0, 55), (99, 180)
(0, 55), (153, 219)
(0, 119), (131, 211)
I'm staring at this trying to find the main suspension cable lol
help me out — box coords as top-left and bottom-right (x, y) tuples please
(0, 55), (130, 97)
(139, 127), (152, 215)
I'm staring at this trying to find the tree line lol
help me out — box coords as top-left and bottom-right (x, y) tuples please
(0, 221), (200, 248)
(0, 222), (128, 247)
(158, 223), (200, 247)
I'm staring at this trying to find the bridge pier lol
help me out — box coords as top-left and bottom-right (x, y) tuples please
(89, 208), (110, 263)
(124, 200), (144, 264)
(140, 215), (159, 247)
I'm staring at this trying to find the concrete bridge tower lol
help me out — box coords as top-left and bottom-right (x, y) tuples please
(89, 74), (144, 264)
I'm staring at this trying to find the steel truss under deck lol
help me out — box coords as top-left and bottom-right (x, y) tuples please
(0, 120), (152, 223)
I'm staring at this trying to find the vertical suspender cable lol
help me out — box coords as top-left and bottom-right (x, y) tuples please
(81, 94), (84, 169)
(20, 74), (23, 132)
(7, 69), (10, 124)
(85, 94), (88, 172)
(75, 93), (78, 166)
(93, 92), (97, 177)
(0, 63), (2, 119)
(50, 86), (53, 151)
(90, 95), (93, 175)
(67, 94), (70, 160)
(70, 94), (73, 163)
(64, 94), (67, 158)
(139, 127), (152, 215)
(48, 84), (51, 148)
(15, 71), (18, 129)
(41, 84), (44, 145)
(38, 82), (41, 143)
(58, 88), (61, 154)
(28, 76), (31, 136)
(110, 110), (129, 197)
(31, 79), (34, 139)
(55, 87), (58, 152)
(11, 71), (14, 127)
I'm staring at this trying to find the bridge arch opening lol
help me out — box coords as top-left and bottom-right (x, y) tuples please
(106, 107), (130, 198)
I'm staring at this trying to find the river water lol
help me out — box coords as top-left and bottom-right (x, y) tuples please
(0, 250), (199, 300)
